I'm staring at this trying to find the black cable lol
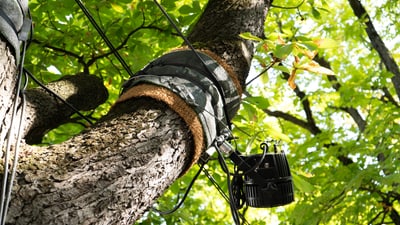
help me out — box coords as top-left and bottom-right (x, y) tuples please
(73, 2), (249, 224)
(2, 63), (28, 225)
(74, 0), (135, 78)
(152, 163), (205, 215)
(0, 39), (29, 225)
(153, 0), (232, 129)
(245, 61), (276, 86)
(202, 164), (250, 225)
(232, 166), (246, 209)
(241, 142), (269, 175)
(24, 69), (94, 125)
(201, 167), (230, 203)
(215, 147), (241, 225)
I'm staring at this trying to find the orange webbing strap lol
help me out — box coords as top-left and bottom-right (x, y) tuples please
(116, 83), (204, 175)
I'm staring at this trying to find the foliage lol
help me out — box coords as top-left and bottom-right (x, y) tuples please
(242, 0), (400, 224)
(25, 0), (399, 224)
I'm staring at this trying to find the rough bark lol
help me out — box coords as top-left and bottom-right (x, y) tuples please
(0, 39), (18, 157)
(6, 99), (193, 225)
(188, 0), (271, 88)
(24, 73), (109, 144)
(0, 0), (272, 224)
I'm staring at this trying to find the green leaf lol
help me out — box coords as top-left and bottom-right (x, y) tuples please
(297, 41), (319, 51)
(241, 101), (258, 122)
(244, 131), (262, 154)
(298, 60), (335, 75)
(275, 43), (294, 59)
(273, 65), (291, 74)
(313, 38), (339, 49)
(311, 7), (321, 19)
(239, 32), (263, 41)
(179, 5), (193, 14)
(292, 172), (316, 193)
(265, 125), (292, 143)
(111, 4), (124, 13)
(244, 96), (270, 109)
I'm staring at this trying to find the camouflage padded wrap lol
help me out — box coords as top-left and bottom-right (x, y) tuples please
(122, 49), (241, 148)
(0, 0), (30, 63)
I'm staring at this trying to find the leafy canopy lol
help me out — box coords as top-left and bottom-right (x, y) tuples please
(25, 0), (399, 224)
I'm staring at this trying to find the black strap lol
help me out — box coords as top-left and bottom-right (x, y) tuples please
(0, 0), (31, 63)
(0, 7), (18, 36)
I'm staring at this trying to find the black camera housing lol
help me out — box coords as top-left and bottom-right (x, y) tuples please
(229, 144), (294, 208)
(240, 153), (294, 207)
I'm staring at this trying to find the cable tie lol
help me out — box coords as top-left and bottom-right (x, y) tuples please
(18, 18), (31, 41)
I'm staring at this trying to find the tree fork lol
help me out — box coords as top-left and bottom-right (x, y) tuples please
(24, 73), (109, 144)
(1, 0), (272, 224)
(9, 99), (193, 224)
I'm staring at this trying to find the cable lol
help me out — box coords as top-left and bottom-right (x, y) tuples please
(152, 163), (204, 215)
(202, 164), (250, 225)
(201, 167), (230, 202)
(241, 141), (269, 175)
(232, 166), (246, 209)
(153, 0), (232, 129)
(24, 69), (94, 125)
(2, 57), (28, 224)
(0, 39), (28, 225)
(215, 146), (241, 225)
(74, 0), (135, 78)
(245, 60), (276, 86)
(0, 1), (33, 222)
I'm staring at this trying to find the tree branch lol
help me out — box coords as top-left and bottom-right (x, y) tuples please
(250, 58), (356, 165)
(263, 108), (321, 135)
(31, 39), (86, 67)
(1, 1), (274, 224)
(360, 186), (400, 224)
(380, 87), (400, 107)
(280, 72), (322, 134)
(348, 0), (400, 100)
(24, 73), (108, 144)
(340, 107), (366, 132)
(389, 205), (400, 225)
(86, 19), (168, 68)
(8, 99), (193, 224)
(315, 56), (367, 132)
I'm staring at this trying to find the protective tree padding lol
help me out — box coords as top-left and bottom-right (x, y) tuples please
(0, 0), (29, 63)
(118, 49), (241, 171)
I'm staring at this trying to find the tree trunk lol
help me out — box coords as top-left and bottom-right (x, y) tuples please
(24, 73), (109, 144)
(0, 39), (18, 156)
(188, 0), (271, 88)
(1, 0), (271, 224)
(8, 99), (193, 225)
